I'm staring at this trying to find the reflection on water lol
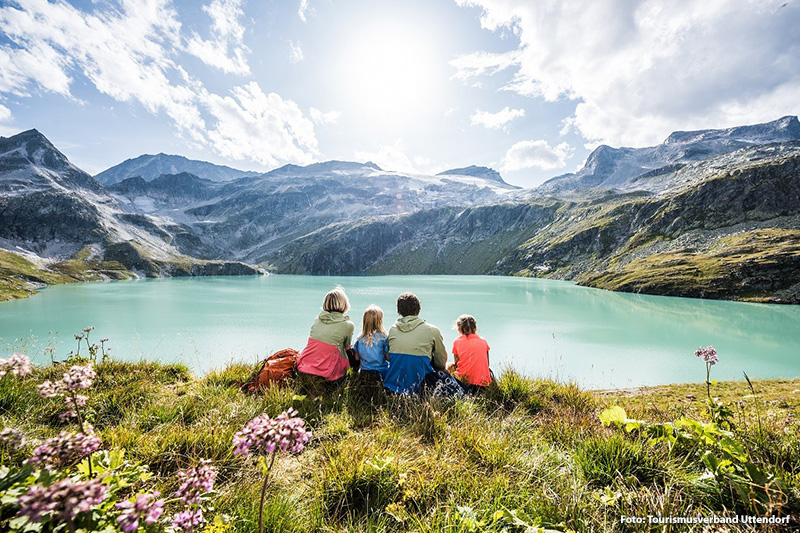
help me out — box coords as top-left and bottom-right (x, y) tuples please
(1, 275), (798, 389)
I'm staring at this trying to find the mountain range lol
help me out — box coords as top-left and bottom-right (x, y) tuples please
(1, 116), (799, 303)
(538, 115), (800, 194)
(94, 153), (257, 185)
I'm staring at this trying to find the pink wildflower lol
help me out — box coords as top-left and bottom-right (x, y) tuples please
(36, 364), (95, 419)
(695, 346), (719, 366)
(0, 353), (32, 378)
(17, 477), (107, 523)
(0, 426), (27, 449)
(115, 491), (165, 532)
(61, 364), (95, 390)
(174, 460), (216, 505)
(28, 428), (101, 469)
(233, 408), (311, 458)
(171, 508), (205, 531)
(37, 380), (64, 399)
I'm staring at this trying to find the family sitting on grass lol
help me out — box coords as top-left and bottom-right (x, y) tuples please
(294, 287), (491, 396)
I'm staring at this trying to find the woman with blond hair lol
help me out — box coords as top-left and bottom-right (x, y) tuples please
(296, 287), (355, 382)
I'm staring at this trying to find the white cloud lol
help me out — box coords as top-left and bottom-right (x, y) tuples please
(501, 140), (572, 172)
(354, 139), (417, 174)
(289, 40), (304, 63)
(413, 155), (431, 167)
(186, 0), (250, 75)
(0, 0), (204, 139)
(470, 106), (525, 129)
(558, 116), (576, 137)
(455, 0), (800, 147)
(309, 107), (340, 125)
(0, 103), (15, 136)
(449, 50), (520, 86)
(0, 0), (318, 167)
(0, 42), (74, 97)
(203, 82), (318, 167)
(298, 0), (311, 22)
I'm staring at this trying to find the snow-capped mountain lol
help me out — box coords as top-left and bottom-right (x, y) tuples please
(107, 158), (519, 263)
(0, 129), (103, 195)
(94, 153), (258, 185)
(538, 115), (800, 194)
(436, 165), (513, 186)
(0, 130), (256, 278)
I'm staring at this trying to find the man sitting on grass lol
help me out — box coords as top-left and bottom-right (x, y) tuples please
(383, 292), (447, 394)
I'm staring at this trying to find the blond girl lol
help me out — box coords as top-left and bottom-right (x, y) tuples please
(353, 305), (389, 380)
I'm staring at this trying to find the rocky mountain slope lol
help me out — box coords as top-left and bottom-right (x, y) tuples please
(538, 115), (800, 194)
(94, 153), (257, 185)
(106, 160), (520, 263)
(265, 139), (800, 303)
(0, 130), (258, 300)
(2, 116), (799, 304)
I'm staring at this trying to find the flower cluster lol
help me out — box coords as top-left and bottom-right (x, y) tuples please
(61, 364), (96, 389)
(0, 426), (27, 449)
(0, 353), (32, 379)
(695, 346), (719, 365)
(174, 459), (217, 505)
(17, 477), (107, 524)
(233, 408), (312, 458)
(172, 508), (205, 531)
(28, 428), (102, 469)
(37, 364), (96, 397)
(115, 491), (165, 532)
(37, 364), (95, 419)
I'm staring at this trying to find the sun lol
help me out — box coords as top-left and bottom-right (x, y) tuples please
(336, 22), (443, 127)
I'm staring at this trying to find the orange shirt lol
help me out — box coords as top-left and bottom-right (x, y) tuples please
(451, 334), (491, 386)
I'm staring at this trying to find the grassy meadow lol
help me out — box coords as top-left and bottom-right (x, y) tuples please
(0, 356), (799, 532)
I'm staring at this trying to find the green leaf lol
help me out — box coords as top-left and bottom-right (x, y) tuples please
(108, 449), (125, 469)
(599, 405), (627, 426)
(701, 450), (719, 472)
(76, 460), (90, 477)
(624, 419), (645, 432)
(0, 463), (34, 492)
(8, 514), (40, 532)
(719, 437), (747, 462)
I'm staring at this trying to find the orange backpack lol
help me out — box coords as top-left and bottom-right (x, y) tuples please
(239, 348), (298, 393)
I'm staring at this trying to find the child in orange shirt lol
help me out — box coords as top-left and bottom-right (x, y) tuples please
(449, 314), (491, 392)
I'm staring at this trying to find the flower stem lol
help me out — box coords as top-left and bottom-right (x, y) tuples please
(258, 450), (277, 533)
(71, 392), (93, 478)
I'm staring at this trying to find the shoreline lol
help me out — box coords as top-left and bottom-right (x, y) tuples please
(4, 264), (800, 307)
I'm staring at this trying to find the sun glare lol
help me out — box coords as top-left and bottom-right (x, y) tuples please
(338, 23), (442, 126)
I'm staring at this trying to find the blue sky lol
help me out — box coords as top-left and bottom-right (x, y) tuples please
(1, 0), (799, 187)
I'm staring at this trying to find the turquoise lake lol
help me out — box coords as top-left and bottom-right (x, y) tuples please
(1, 275), (799, 389)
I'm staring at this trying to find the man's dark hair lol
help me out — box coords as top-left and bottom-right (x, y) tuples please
(397, 292), (421, 317)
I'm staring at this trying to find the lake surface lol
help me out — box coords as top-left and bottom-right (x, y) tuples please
(1, 275), (799, 389)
